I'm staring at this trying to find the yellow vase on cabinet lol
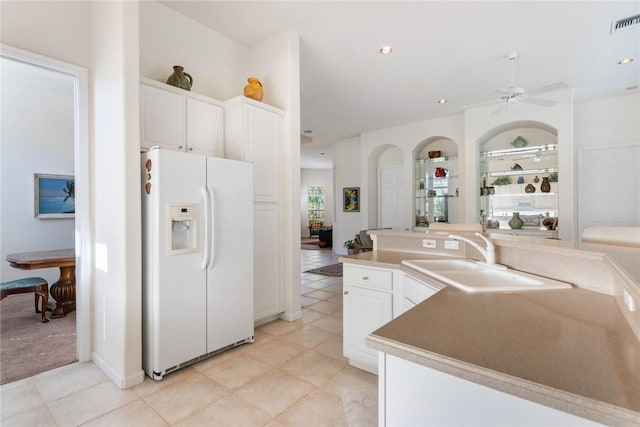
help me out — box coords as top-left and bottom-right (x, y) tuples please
(243, 77), (263, 101)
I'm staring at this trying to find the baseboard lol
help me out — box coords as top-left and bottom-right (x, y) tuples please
(280, 310), (303, 322)
(92, 352), (145, 389)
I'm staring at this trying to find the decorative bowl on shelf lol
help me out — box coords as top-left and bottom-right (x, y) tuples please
(511, 136), (527, 148)
(428, 150), (441, 158)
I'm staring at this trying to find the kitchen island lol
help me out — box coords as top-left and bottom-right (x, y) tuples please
(341, 230), (640, 426)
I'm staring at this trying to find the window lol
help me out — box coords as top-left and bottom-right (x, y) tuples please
(307, 185), (325, 224)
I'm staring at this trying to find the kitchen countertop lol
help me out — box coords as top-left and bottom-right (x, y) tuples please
(341, 251), (640, 425)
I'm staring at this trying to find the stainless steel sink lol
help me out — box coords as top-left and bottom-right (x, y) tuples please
(402, 259), (572, 293)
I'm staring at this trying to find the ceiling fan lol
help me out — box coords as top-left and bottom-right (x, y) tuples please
(468, 51), (567, 115)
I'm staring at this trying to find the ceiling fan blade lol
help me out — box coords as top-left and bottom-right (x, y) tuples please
(521, 97), (556, 107)
(526, 82), (567, 96)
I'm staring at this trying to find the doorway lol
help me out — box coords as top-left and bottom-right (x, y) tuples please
(0, 44), (91, 369)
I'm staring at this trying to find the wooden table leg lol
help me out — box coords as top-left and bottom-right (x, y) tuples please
(49, 266), (76, 318)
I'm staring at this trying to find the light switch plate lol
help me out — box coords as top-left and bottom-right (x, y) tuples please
(422, 239), (436, 248)
(444, 240), (460, 250)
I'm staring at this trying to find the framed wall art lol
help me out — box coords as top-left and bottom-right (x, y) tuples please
(343, 187), (360, 212)
(34, 173), (75, 219)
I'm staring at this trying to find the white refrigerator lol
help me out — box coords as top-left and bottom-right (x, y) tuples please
(141, 148), (254, 380)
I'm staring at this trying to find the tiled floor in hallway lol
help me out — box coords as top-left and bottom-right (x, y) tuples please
(0, 248), (378, 426)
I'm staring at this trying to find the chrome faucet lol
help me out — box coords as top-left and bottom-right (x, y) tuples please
(448, 232), (496, 265)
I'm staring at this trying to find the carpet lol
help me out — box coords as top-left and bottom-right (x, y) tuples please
(301, 237), (325, 250)
(305, 263), (343, 277)
(1, 293), (77, 385)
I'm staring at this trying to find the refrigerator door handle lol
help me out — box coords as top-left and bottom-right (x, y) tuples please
(201, 186), (211, 270)
(209, 187), (216, 268)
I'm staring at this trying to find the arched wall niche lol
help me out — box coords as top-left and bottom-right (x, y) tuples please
(366, 143), (401, 228)
(412, 136), (460, 227)
(414, 136), (459, 160)
(476, 120), (558, 151)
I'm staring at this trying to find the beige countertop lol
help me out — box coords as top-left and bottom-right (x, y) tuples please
(341, 251), (640, 425)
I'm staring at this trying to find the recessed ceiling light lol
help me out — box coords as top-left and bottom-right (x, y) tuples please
(303, 129), (312, 134)
(437, 99), (448, 104)
(379, 46), (393, 54)
(626, 85), (639, 91)
(617, 57), (634, 65)
(320, 152), (325, 156)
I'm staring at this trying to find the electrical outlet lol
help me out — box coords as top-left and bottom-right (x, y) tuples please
(422, 239), (436, 248)
(444, 240), (459, 250)
(624, 289), (637, 312)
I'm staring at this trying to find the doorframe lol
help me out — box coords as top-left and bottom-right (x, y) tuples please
(1, 44), (92, 362)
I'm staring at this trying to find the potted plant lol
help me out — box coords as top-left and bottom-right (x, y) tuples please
(343, 239), (356, 255)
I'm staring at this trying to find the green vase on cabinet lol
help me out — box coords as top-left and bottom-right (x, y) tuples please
(509, 212), (524, 229)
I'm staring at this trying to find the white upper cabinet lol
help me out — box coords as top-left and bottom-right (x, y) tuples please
(224, 96), (284, 202)
(140, 78), (224, 157)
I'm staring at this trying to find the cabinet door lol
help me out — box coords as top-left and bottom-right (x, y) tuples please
(186, 98), (224, 157)
(243, 104), (280, 202)
(253, 204), (282, 321)
(343, 284), (392, 373)
(140, 84), (185, 151)
(400, 274), (439, 315)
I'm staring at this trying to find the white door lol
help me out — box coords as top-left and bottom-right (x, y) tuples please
(206, 157), (254, 352)
(379, 166), (405, 229)
(578, 145), (640, 236)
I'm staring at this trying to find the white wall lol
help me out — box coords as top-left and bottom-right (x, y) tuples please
(139, 2), (243, 101)
(90, 1), (143, 388)
(574, 93), (640, 149)
(360, 114), (465, 231)
(300, 168), (334, 237)
(0, 1), (91, 68)
(334, 137), (362, 255)
(0, 58), (75, 285)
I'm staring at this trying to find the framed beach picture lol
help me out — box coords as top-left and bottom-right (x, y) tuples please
(343, 187), (360, 212)
(34, 174), (75, 219)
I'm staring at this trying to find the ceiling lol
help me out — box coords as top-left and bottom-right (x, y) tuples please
(161, 1), (640, 168)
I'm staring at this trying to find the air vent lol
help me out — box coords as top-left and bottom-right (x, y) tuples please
(611, 14), (640, 33)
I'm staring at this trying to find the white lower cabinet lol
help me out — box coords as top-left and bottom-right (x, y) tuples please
(379, 353), (601, 426)
(343, 264), (394, 374)
(343, 264), (443, 373)
(399, 273), (439, 315)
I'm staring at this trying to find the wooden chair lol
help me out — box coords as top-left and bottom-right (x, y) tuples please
(354, 230), (373, 253)
(0, 277), (49, 323)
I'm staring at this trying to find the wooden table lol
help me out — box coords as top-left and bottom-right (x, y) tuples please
(6, 249), (75, 319)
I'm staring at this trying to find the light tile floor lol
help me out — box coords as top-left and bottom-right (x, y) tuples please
(1, 248), (378, 426)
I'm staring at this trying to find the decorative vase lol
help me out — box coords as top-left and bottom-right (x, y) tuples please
(166, 65), (193, 91)
(525, 184), (535, 193)
(541, 177), (551, 193)
(244, 77), (263, 101)
(509, 212), (524, 229)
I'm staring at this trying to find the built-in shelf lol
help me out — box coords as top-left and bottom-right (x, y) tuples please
(415, 156), (458, 226)
(480, 145), (558, 232)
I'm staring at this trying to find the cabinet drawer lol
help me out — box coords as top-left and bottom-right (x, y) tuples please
(344, 265), (393, 290)
(403, 275), (438, 306)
